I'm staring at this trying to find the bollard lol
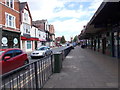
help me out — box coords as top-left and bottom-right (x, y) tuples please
(54, 52), (62, 73)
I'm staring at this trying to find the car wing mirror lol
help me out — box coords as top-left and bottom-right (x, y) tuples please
(4, 56), (11, 61)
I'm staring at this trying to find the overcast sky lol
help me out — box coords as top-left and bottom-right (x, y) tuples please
(20, 0), (103, 41)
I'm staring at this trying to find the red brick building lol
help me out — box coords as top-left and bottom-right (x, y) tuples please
(0, 0), (20, 49)
(49, 24), (55, 47)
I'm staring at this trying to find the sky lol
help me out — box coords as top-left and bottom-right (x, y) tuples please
(20, 0), (103, 41)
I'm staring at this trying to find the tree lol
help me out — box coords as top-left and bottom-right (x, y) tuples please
(73, 36), (78, 42)
(60, 36), (66, 44)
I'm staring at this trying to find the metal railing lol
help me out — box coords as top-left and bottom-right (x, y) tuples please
(1, 55), (53, 89)
(1, 46), (72, 89)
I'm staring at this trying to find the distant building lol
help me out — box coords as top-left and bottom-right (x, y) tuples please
(32, 19), (50, 46)
(32, 19), (48, 31)
(55, 37), (61, 46)
(49, 24), (55, 47)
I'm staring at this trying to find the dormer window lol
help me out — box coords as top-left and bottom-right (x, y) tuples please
(24, 13), (28, 22)
(6, 0), (14, 9)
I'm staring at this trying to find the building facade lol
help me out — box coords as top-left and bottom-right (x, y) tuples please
(20, 2), (37, 52)
(49, 24), (55, 47)
(32, 19), (50, 46)
(0, 0), (20, 49)
(79, 1), (120, 59)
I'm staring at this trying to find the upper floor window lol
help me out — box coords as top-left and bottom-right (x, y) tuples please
(6, 0), (14, 9)
(5, 13), (16, 28)
(23, 24), (30, 34)
(24, 13), (28, 22)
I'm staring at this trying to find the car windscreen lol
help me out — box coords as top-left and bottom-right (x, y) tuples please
(0, 51), (5, 55)
(37, 47), (46, 50)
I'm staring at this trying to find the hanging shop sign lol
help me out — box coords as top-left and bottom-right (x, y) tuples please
(13, 38), (18, 44)
(2, 37), (8, 46)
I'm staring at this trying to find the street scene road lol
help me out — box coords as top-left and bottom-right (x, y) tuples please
(1, 0), (120, 89)
(28, 46), (67, 63)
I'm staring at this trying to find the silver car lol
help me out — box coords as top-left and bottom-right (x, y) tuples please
(31, 46), (52, 59)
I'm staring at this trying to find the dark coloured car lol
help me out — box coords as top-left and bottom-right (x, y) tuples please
(0, 48), (29, 74)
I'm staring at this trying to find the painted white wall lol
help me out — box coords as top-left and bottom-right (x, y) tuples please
(20, 9), (31, 36)
(22, 9), (31, 24)
(31, 26), (39, 38)
(45, 21), (49, 31)
(39, 31), (46, 41)
(20, 24), (24, 35)
(37, 41), (42, 48)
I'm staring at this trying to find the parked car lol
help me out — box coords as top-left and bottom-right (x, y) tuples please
(31, 46), (53, 59)
(0, 48), (29, 74)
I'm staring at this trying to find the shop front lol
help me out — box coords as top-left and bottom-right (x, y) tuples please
(21, 36), (39, 52)
(1, 30), (20, 49)
(112, 28), (120, 59)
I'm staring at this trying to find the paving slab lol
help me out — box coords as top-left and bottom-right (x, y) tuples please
(43, 46), (118, 88)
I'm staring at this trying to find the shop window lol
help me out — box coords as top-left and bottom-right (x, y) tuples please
(106, 36), (111, 49)
(5, 13), (15, 28)
(6, 0), (14, 8)
(99, 39), (102, 49)
(27, 41), (31, 49)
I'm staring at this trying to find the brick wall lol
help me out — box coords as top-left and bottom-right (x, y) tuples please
(0, 0), (20, 31)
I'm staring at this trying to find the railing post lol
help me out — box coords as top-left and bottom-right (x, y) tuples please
(34, 62), (39, 89)
(51, 55), (54, 73)
(62, 50), (65, 60)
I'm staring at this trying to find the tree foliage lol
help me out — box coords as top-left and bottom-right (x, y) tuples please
(60, 36), (66, 44)
(73, 36), (78, 42)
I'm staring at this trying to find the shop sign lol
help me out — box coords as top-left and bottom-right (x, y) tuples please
(2, 37), (8, 46)
(13, 38), (18, 44)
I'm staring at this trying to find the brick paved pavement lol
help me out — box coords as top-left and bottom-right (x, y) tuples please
(43, 46), (118, 88)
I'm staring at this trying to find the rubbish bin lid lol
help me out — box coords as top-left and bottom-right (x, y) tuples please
(54, 51), (62, 54)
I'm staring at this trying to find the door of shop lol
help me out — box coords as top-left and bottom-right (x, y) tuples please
(102, 38), (106, 54)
